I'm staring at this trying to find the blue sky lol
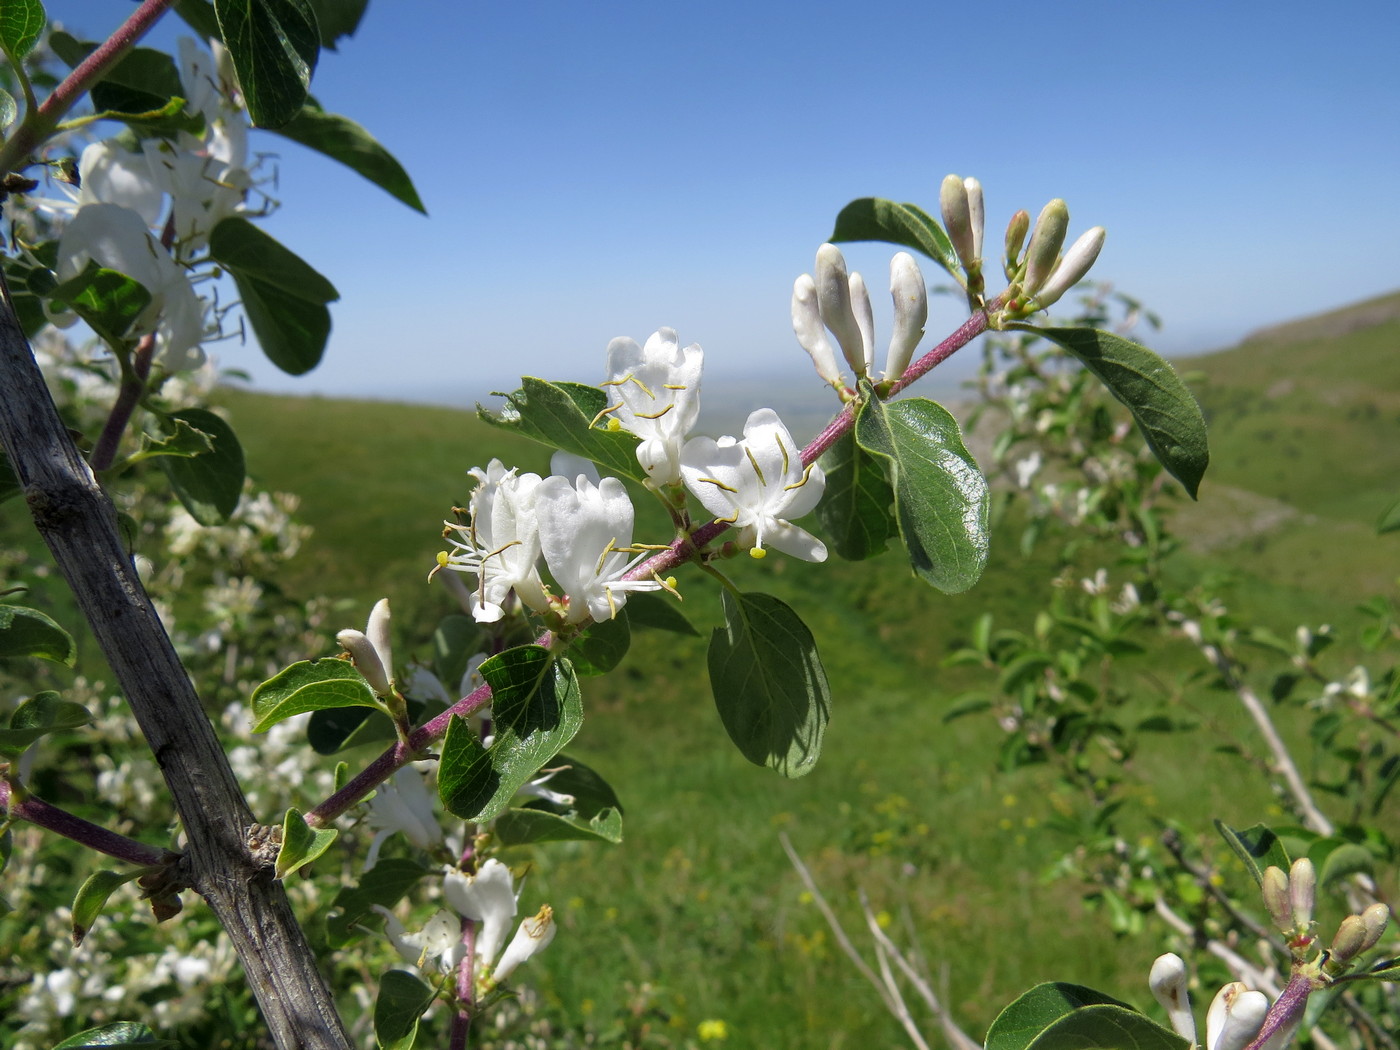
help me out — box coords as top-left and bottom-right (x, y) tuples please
(56, 0), (1400, 405)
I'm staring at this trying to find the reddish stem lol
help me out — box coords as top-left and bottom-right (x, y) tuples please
(2, 779), (168, 867)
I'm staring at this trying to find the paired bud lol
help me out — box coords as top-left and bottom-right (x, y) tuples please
(1329, 902), (1390, 964)
(814, 244), (872, 377)
(1262, 865), (1292, 933)
(883, 251), (928, 381)
(1033, 227), (1106, 308)
(1021, 199), (1070, 299)
(1148, 953), (1196, 1043)
(1289, 857), (1315, 932)
(940, 174), (984, 273)
(1205, 982), (1269, 1050)
(336, 598), (394, 696)
(791, 275), (843, 386)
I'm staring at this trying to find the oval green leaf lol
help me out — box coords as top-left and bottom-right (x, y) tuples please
(816, 429), (895, 561)
(1214, 820), (1291, 887)
(708, 590), (830, 778)
(855, 392), (989, 593)
(479, 378), (644, 483)
(272, 102), (425, 212)
(1025, 1004), (1189, 1050)
(0, 0), (46, 58)
(1, 691), (92, 758)
(250, 658), (383, 733)
(1016, 325), (1209, 498)
(155, 408), (246, 524)
(830, 197), (959, 277)
(438, 646), (583, 822)
(72, 869), (141, 947)
(570, 611), (630, 676)
(374, 969), (436, 1050)
(493, 753), (624, 845)
(986, 982), (1137, 1050)
(275, 807), (337, 879)
(214, 0), (319, 128)
(0, 604), (77, 665)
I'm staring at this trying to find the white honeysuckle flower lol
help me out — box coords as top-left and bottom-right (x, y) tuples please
(363, 766), (443, 870)
(602, 328), (703, 485)
(814, 243), (869, 377)
(79, 141), (166, 225)
(536, 471), (663, 623)
(1034, 226), (1106, 309)
(1205, 983), (1269, 1050)
(680, 408), (827, 562)
(791, 274), (843, 386)
(55, 203), (207, 369)
(1148, 953), (1196, 1043)
(144, 138), (251, 255)
(373, 905), (464, 976)
(439, 460), (549, 623)
(884, 251), (927, 381)
(490, 905), (556, 984)
(444, 859), (518, 971)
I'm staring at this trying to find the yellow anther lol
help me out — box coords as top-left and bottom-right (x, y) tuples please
(776, 434), (790, 475)
(744, 447), (767, 486)
(436, 551), (450, 567)
(749, 547), (768, 560)
(635, 404), (674, 420)
(589, 403), (623, 428)
(783, 462), (817, 491)
(699, 475), (738, 494)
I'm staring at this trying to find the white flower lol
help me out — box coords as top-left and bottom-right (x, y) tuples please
(491, 905), (556, 983)
(603, 328), (703, 485)
(336, 598), (394, 695)
(439, 460), (549, 623)
(373, 906), (464, 976)
(55, 203), (207, 368)
(443, 859), (518, 970)
(680, 408), (827, 561)
(536, 470), (662, 623)
(363, 766), (443, 870)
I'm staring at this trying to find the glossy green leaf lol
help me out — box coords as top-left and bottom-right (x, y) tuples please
(273, 102), (424, 212)
(209, 217), (338, 374)
(1215, 820), (1291, 887)
(51, 1021), (172, 1048)
(1024, 1004), (1188, 1050)
(374, 969), (435, 1050)
(251, 658), (382, 733)
(830, 197), (959, 276)
(47, 34), (203, 135)
(50, 263), (153, 347)
(214, 0), (319, 128)
(2, 252), (58, 337)
(985, 983), (1156, 1050)
(0, 691), (92, 757)
(0, 88), (17, 131)
(438, 647), (583, 822)
(816, 429), (894, 560)
(324, 857), (429, 948)
(855, 392), (989, 593)
(306, 0), (368, 48)
(0, 0), (45, 58)
(493, 753), (624, 846)
(479, 378), (644, 483)
(275, 807), (337, 879)
(708, 591), (829, 778)
(1364, 957), (1400, 981)
(72, 869), (140, 946)
(173, 0), (222, 41)
(154, 408), (246, 524)
(137, 415), (216, 460)
(570, 611), (630, 676)
(1378, 496), (1400, 534)
(0, 604), (77, 665)
(1017, 325), (1209, 498)
(1317, 842), (1375, 886)
(623, 591), (699, 636)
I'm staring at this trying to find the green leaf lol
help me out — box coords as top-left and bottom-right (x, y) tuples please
(306, 0), (368, 48)
(479, 378), (645, 483)
(324, 857), (429, 948)
(623, 591), (699, 636)
(50, 263), (153, 346)
(1378, 496), (1400, 534)
(47, 34), (202, 135)
(154, 408), (246, 524)
(251, 658), (383, 733)
(816, 429), (894, 560)
(272, 101), (425, 212)
(493, 753), (625, 846)
(830, 197), (959, 277)
(51, 1021), (173, 1048)
(214, 0), (319, 128)
(0, 690), (92, 757)
(0, 88), (14, 131)
(980, 985), (1187, 1050)
(708, 590), (829, 778)
(1317, 842), (1374, 886)
(1017, 325), (1209, 498)
(1215, 820), (1291, 887)
(0, 0), (46, 58)
(432, 614), (485, 692)
(438, 647), (583, 822)
(71, 869), (141, 947)
(173, 0), (223, 41)
(570, 610), (630, 676)
(374, 969), (435, 1050)
(1364, 957), (1400, 981)
(209, 217), (339, 374)
(137, 415), (216, 460)
(275, 807), (337, 879)
(3, 252), (59, 338)
(854, 391), (989, 593)
(0, 604), (77, 665)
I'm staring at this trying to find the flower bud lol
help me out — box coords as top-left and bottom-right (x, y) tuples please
(1003, 210), (1030, 279)
(791, 274), (843, 386)
(366, 598), (393, 686)
(1021, 199), (1069, 297)
(1359, 902), (1390, 953)
(965, 177), (984, 264)
(848, 270), (875, 377)
(1289, 857), (1315, 930)
(1330, 914), (1369, 963)
(1148, 953), (1196, 1043)
(1033, 226), (1105, 308)
(884, 252), (927, 381)
(940, 174), (975, 270)
(336, 628), (391, 695)
(815, 244), (868, 378)
(1206, 985), (1269, 1050)
(1261, 865), (1292, 933)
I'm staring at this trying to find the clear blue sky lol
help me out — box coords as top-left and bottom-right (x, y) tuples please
(56, 0), (1400, 405)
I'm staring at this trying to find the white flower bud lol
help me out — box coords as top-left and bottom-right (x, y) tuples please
(490, 904), (557, 984)
(1261, 866), (1292, 932)
(791, 274), (843, 386)
(883, 252), (927, 381)
(366, 598), (393, 687)
(815, 244), (868, 377)
(1034, 226), (1106, 308)
(940, 174), (974, 269)
(1207, 983), (1269, 1050)
(1022, 199), (1069, 297)
(964, 177), (984, 264)
(336, 628), (391, 696)
(1148, 953), (1196, 1043)
(848, 270), (875, 378)
(1289, 857), (1315, 929)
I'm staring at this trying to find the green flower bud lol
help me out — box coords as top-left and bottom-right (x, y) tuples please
(940, 174), (976, 272)
(1359, 902), (1390, 953)
(1003, 209), (1030, 280)
(1034, 227), (1105, 308)
(1289, 857), (1315, 930)
(1021, 199), (1069, 297)
(1261, 865), (1292, 933)
(1330, 914), (1368, 963)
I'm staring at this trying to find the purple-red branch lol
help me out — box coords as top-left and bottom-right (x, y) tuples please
(305, 307), (995, 830)
(2, 779), (167, 868)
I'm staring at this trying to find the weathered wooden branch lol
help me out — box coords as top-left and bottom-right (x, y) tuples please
(0, 273), (350, 1049)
